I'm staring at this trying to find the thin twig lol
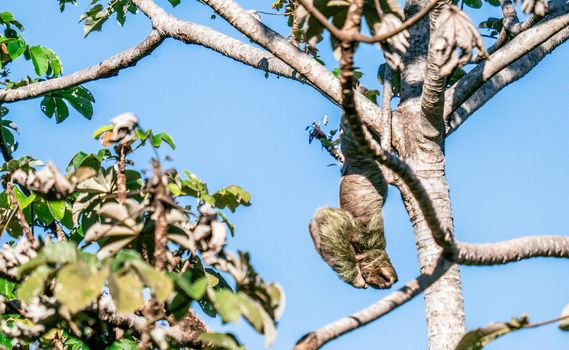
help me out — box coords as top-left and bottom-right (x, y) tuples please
(310, 123), (344, 163)
(150, 160), (168, 271)
(296, 0), (441, 43)
(6, 182), (34, 242)
(294, 258), (450, 350)
(524, 314), (569, 329)
(116, 145), (127, 205)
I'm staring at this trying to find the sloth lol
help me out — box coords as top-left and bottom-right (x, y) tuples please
(309, 120), (398, 289)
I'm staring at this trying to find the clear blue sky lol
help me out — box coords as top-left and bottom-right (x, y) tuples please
(4, 1), (569, 349)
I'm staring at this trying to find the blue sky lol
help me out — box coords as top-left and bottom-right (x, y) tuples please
(3, 1), (569, 349)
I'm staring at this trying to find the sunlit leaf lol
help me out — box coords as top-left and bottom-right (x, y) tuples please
(17, 265), (52, 304)
(55, 261), (108, 313)
(455, 316), (529, 350)
(199, 332), (244, 350)
(109, 270), (144, 314)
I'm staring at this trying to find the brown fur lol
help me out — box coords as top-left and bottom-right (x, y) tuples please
(309, 121), (398, 289)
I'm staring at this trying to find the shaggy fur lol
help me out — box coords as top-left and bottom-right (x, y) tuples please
(309, 121), (398, 289)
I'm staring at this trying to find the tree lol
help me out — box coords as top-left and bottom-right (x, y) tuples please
(0, 0), (568, 349)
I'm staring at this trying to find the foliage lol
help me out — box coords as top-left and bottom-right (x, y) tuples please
(0, 15), (284, 344)
(0, 113), (283, 349)
(455, 316), (529, 350)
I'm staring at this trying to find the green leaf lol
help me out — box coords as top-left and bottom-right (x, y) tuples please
(63, 335), (88, 350)
(81, 5), (110, 37)
(12, 186), (36, 209)
(54, 97), (70, 123)
(54, 261), (108, 313)
(177, 276), (208, 300)
(0, 331), (12, 349)
(199, 333), (244, 350)
(167, 291), (192, 321)
(47, 200), (66, 220)
(0, 277), (16, 298)
(17, 265), (52, 304)
(109, 270), (144, 314)
(168, 0), (182, 7)
(92, 124), (113, 139)
(6, 38), (26, 60)
(151, 132), (176, 149)
(29, 46), (49, 76)
(484, 0), (500, 6)
(455, 316), (529, 350)
(34, 199), (54, 225)
(135, 128), (151, 141)
(40, 96), (56, 118)
(464, 0), (483, 8)
(198, 297), (217, 318)
(108, 339), (138, 350)
(560, 304), (569, 331)
(0, 12), (15, 22)
(67, 151), (100, 172)
(213, 185), (251, 212)
(158, 132), (175, 149)
(74, 85), (95, 102)
(42, 47), (62, 77)
(61, 87), (94, 119)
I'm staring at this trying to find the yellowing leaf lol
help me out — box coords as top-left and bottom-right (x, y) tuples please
(199, 332), (244, 350)
(109, 271), (144, 314)
(17, 265), (52, 304)
(55, 261), (108, 313)
(213, 289), (241, 323)
(131, 260), (173, 302)
(455, 315), (529, 350)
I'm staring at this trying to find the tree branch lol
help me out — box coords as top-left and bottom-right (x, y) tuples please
(446, 22), (569, 135)
(294, 231), (569, 349)
(296, 0), (442, 43)
(0, 30), (164, 104)
(294, 258), (450, 350)
(132, 0), (306, 83)
(419, 0), (450, 131)
(195, 0), (384, 129)
(453, 235), (569, 265)
(443, 2), (569, 134)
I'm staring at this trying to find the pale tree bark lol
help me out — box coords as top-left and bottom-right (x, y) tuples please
(391, 0), (466, 348)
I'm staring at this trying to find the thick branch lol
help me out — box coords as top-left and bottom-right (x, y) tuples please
(294, 259), (450, 350)
(443, 2), (569, 133)
(419, 0), (450, 129)
(294, 232), (569, 349)
(380, 66), (394, 150)
(453, 236), (569, 265)
(0, 30), (164, 104)
(195, 0), (384, 129)
(446, 23), (569, 134)
(132, 0), (305, 83)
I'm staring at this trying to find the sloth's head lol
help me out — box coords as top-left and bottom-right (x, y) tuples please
(357, 250), (398, 289)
